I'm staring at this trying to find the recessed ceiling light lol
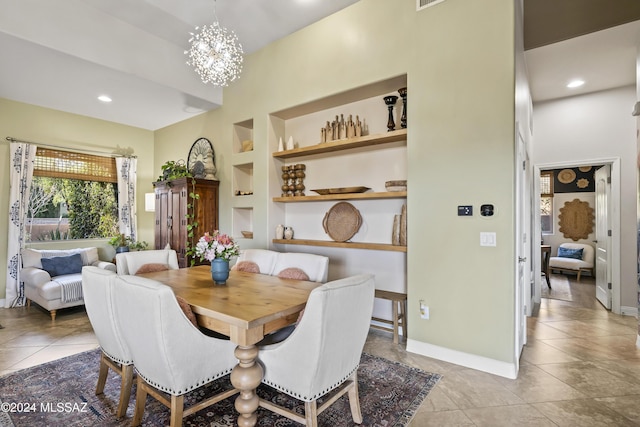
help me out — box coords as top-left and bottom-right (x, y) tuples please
(566, 80), (585, 89)
(97, 95), (112, 103)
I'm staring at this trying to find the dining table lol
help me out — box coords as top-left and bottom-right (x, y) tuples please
(137, 265), (322, 427)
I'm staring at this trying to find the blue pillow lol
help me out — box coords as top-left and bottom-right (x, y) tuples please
(557, 247), (584, 260)
(41, 253), (83, 277)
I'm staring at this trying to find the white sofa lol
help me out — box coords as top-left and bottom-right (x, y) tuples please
(549, 242), (594, 282)
(21, 247), (116, 320)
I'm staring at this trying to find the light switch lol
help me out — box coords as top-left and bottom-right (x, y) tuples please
(480, 232), (496, 247)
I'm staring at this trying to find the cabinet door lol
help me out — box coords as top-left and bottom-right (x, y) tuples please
(154, 186), (170, 250)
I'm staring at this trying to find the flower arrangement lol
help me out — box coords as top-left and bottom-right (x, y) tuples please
(194, 231), (239, 262)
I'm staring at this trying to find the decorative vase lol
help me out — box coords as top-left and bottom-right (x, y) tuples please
(275, 224), (284, 239)
(284, 226), (294, 240)
(398, 87), (407, 129)
(384, 95), (398, 132)
(286, 136), (295, 150)
(211, 258), (230, 285)
(115, 246), (129, 254)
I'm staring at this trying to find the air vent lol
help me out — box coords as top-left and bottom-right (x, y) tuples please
(417, 0), (447, 11)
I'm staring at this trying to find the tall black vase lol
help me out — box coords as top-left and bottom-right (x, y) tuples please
(384, 95), (398, 132)
(398, 87), (407, 128)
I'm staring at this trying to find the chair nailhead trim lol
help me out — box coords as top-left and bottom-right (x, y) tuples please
(263, 365), (358, 401)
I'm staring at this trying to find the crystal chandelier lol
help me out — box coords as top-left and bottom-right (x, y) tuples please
(185, 1), (243, 87)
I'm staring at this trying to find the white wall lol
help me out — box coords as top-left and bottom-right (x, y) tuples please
(533, 85), (637, 309)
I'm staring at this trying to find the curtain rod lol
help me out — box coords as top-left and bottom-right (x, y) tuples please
(5, 136), (136, 158)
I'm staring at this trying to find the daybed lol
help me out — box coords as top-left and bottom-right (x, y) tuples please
(21, 247), (116, 320)
(548, 242), (594, 282)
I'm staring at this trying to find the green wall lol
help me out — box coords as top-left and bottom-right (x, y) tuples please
(155, 0), (520, 373)
(1, 0), (521, 375)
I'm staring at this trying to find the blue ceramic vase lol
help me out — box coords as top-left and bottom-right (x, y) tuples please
(211, 258), (229, 285)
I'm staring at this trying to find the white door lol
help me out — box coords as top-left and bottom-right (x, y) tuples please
(595, 164), (611, 309)
(515, 129), (530, 359)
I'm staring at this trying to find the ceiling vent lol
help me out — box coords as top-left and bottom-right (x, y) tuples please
(417, 0), (447, 11)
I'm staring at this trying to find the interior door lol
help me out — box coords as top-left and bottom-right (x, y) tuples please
(515, 129), (530, 359)
(595, 164), (611, 309)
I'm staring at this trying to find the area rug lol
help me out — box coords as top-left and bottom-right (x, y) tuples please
(541, 274), (573, 301)
(0, 349), (440, 427)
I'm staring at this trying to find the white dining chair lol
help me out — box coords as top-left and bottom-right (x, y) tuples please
(81, 266), (134, 419)
(232, 248), (279, 275)
(115, 249), (179, 275)
(258, 274), (375, 426)
(111, 274), (239, 427)
(271, 252), (329, 283)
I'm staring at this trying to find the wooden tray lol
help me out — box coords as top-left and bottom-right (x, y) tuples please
(312, 186), (370, 195)
(322, 202), (362, 242)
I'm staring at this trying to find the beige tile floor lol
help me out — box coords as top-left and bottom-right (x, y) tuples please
(1, 274), (639, 426)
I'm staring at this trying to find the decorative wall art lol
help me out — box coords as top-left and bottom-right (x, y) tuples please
(551, 165), (601, 193)
(558, 198), (595, 241)
(187, 137), (217, 180)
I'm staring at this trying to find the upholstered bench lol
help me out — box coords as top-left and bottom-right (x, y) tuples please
(21, 247), (116, 320)
(549, 243), (594, 282)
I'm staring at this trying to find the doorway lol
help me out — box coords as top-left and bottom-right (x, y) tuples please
(534, 159), (621, 314)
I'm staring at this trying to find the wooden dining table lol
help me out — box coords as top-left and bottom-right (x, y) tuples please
(137, 265), (321, 427)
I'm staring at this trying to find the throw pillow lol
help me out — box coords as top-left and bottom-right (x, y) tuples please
(40, 253), (83, 277)
(557, 247), (584, 260)
(277, 267), (310, 281)
(235, 261), (260, 273)
(176, 296), (199, 328)
(135, 263), (169, 274)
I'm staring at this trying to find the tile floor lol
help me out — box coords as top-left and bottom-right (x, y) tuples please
(1, 274), (639, 426)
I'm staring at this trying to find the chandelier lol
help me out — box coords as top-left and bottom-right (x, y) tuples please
(185, 1), (243, 87)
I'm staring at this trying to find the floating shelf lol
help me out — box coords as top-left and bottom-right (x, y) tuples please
(272, 129), (407, 159)
(273, 191), (406, 202)
(273, 239), (407, 252)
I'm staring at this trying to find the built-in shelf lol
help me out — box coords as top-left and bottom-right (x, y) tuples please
(272, 129), (407, 159)
(273, 239), (407, 252)
(273, 191), (406, 202)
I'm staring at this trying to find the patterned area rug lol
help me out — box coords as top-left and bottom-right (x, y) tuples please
(0, 349), (440, 427)
(541, 274), (573, 301)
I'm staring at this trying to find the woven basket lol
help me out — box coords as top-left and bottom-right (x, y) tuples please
(322, 202), (362, 242)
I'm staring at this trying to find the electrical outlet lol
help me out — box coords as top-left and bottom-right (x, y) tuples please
(420, 300), (429, 319)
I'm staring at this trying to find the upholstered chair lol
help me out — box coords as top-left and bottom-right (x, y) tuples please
(115, 249), (179, 275)
(271, 252), (329, 283)
(81, 266), (134, 419)
(258, 274), (375, 426)
(111, 274), (239, 427)
(231, 248), (279, 275)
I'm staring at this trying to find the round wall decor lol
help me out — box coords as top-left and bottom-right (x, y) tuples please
(322, 202), (362, 242)
(557, 169), (576, 184)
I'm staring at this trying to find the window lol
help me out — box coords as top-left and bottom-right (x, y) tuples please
(27, 148), (119, 242)
(540, 171), (554, 234)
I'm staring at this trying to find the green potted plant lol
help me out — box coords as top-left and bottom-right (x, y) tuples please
(109, 234), (149, 253)
(157, 160), (191, 182)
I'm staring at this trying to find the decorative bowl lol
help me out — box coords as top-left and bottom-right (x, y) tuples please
(241, 231), (253, 238)
(385, 180), (407, 192)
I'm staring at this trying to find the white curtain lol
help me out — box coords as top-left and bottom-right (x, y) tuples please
(5, 142), (36, 307)
(116, 157), (137, 242)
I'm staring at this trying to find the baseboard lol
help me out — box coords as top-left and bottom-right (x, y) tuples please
(620, 306), (638, 317)
(0, 299), (5, 308)
(406, 339), (518, 379)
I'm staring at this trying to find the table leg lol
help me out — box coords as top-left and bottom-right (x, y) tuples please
(230, 345), (263, 427)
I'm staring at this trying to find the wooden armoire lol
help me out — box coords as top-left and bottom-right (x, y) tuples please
(152, 177), (219, 267)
